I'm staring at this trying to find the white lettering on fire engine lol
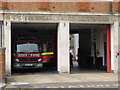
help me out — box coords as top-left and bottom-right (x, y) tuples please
(18, 54), (27, 57)
(18, 54), (40, 57)
(30, 54), (39, 57)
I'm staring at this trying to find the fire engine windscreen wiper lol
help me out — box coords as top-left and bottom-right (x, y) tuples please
(30, 51), (40, 53)
(19, 50), (28, 53)
(30, 50), (39, 53)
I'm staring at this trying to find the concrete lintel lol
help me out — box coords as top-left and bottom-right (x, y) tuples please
(8, 14), (117, 24)
(11, 21), (114, 25)
(70, 22), (113, 24)
(11, 21), (59, 24)
(0, 10), (118, 16)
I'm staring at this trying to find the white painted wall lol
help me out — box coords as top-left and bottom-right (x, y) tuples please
(0, 22), (2, 47)
(74, 34), (79, 60)
(4, 20), (11, 75)
(118, 22), (120, 73)
(91, 29), (94, 57)
(70, 34), (74, 47)
(111, 24), (114, 71)
(113, 22), (119, 73)
(91, 28), (107, 66)
(57, 21), (70, 74)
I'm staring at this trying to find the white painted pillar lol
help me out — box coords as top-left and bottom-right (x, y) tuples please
(4, 20), (11, 75)
(91, 29), (94, 57)
(0, 22), (2, 47)
(111, 24), (114, 71)
(57, 21), (70, 74)
(100, 33), (104, 65)
(118, 22), (120, 74)
(74, 34), (79, 60)
(113, 22), (119, 73)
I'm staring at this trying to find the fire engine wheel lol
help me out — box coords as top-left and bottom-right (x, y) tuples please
(43, 59), (56, 69)
(13, 68), (21, 73)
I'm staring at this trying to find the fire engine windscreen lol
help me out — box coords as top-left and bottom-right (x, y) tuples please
(17, 43), (40, 53)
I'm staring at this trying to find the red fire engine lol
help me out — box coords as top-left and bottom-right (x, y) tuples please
(13, 37), (56, 69)
(42, 41), (55, 67)
(13, 38), (43, 69)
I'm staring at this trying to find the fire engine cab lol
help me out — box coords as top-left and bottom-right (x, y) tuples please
(42, 41), (56, 67)
(13, 37), (43, 69)
(13, 37), (56, 69)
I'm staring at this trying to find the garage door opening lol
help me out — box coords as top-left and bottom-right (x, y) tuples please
(11, 23), (58, 74)
(70, 23), (111, 73)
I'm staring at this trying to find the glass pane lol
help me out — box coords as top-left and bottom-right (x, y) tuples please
(43, 42), (52, 52)
(47, 43), (52, 51)
(39, 42), (42, 52)
(43, 43), (47, 52)
(17, 43), (39, 53)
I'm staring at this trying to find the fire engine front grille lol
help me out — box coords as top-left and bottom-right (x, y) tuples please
(18, 58), (39, 61)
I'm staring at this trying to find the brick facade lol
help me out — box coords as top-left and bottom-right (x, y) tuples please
(0, 2), (119, 13)
(0, 48), (5, 83)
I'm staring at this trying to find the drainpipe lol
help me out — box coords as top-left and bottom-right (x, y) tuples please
(109, 2), (113, 14)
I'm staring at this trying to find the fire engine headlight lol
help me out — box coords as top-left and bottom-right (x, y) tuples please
(38, 58), (42, 62)
(16, 59), (19, 62)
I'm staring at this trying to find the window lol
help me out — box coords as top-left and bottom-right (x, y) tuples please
(17, 42), (39, 53)
(43, 42), (52, 52)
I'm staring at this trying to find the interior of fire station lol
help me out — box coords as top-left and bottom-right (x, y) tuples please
(10, 22), (112, 74)
(70, 24), (110, 73)
(11, 23), (58, 74)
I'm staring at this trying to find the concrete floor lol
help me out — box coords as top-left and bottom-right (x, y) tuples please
(2, 61), (118, 89)
(7, 72), (118, 84)
(6, 61), (118, 84)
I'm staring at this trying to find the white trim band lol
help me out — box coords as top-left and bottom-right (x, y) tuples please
(0, 10), (119, 16)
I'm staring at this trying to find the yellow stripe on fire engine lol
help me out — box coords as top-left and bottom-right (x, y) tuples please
(42, 52), (54, 55)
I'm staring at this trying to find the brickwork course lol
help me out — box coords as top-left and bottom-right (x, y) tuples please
(0, 48), (5, 78)
(0, 1), (119, 13)
(0, 48), (6, 89)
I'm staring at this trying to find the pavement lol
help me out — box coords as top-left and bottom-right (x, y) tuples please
(0, 83), (6, 90)
(0, 77), (6, 90)
(1, 61), (119, 89)
(5, 81), (120, 89)
(6, 71), (118, 84)
(4, 72), (119, 89)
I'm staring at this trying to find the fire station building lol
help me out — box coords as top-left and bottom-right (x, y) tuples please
(0, 1), (120, 75)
